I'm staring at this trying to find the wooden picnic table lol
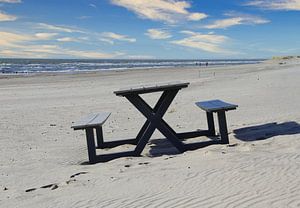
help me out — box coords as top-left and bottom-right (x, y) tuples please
(72, 81), (237, 163)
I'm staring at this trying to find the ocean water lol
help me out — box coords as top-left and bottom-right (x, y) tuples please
(0, 59), (265, 74)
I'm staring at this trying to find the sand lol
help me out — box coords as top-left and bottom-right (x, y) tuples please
(0, 58), (300, 207)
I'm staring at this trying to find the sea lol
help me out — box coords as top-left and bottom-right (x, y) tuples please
(0, 59), (265, 74)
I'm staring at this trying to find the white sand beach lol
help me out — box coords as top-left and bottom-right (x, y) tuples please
(1, 58), (300, 207)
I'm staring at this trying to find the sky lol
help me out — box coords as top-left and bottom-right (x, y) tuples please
(0, 0), (299, 59)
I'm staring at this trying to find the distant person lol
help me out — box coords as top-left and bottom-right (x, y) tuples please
(206, 62), (208, 67)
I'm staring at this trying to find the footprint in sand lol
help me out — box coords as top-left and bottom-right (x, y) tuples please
(40, 183), (59, 190)
(25, 172), (89, 192)
(138, 162), (149, 165)
(25, 188), (37, 192)
(70, 171), (88, 178)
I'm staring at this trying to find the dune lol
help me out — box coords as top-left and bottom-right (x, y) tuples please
(0, 57), (300, 207)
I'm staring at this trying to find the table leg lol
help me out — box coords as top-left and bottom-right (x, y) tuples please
(134, 90), (171, 142)
(95, 126), (104, 148)
(207, 112), (216, 136)
(134, 123), (156, 155)
(85, 128), (97, 163)
(126, 90), (185, 154)
(217, 111), (229, 144)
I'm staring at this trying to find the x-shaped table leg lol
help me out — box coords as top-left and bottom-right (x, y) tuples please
(125, 90), (186, 155)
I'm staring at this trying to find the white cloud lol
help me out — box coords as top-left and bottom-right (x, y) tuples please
(35, 33), (58, 40)
(171, 31), (230, 53)
(57, 37), (79, 42)
(145, 28), (172, 39)
(188, 13), (207, 21)
(110, 0), (207, 23)
(62, 49), (122, 59)
(37, 23), (83, 33)
(77, 16), (91, 20)
(22, 45), (120, 58)
(89, 3), (97, 8)
(0, 11), (17, 21)
(126, 55), (155, 59)
(99, 38), (114, 45)
(0, 31), (121, 59)
(100, 32), (136, 44)
(204, 13), (269, 29)
(0, 31), (31, 47)
(247, 0), (300, 11)
(0, 0), (21, 3)
(0, 45), (121, 59)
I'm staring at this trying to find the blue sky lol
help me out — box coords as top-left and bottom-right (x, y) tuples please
(0, 0), (299, 59)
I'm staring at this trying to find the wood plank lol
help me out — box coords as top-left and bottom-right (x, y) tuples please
(195, 99), (238, 112)
(114, 81), (189, 96)
(97, 138), (138, 149)
(71, 112), (111, 130)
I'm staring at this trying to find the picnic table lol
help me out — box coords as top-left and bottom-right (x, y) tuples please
(72, 81), (237, 163)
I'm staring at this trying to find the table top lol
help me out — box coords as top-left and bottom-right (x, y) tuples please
(114, 81), (190, 96)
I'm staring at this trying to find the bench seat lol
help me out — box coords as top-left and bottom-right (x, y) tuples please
(72, 112), (139, 163)
(195, 99), (237, 144)
(71, 112), (111, 163)
(71, 112), (111, 130)
(195, 99), (238, 112)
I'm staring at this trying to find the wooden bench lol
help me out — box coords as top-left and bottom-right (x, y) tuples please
(195, 100), (238, 144)
(71, 112), (111, 163)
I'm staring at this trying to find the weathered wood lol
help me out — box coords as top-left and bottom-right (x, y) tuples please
(207, 112), (216, 136)
(217, 111), (229, 144)
(125, 91), (186, 155)
(195, 99), (238, 112)
(96, 138), (138, 149)
(85, 128), (97, 163)
(177, 130), (211, 139)
(114, 81), (189, 96)
(95, 126), (104, 148)
(71, 112), (111, 130)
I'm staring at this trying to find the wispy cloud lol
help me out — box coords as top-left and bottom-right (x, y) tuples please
(57, 37), (80, 42)
(0, 45), (122, 59)
(0, 31), (59, 48)
(77, 15), (91, 20)
(100, 32), (136, 44)
(0, 31), (31, 47)
(247, 0), (300, 11)
(99, 38), (114, 45)
(36, 23), (83, 33)
(0, 31), (122, 58)
(204, 13), (269, 29)
(35, 33), (58, 40)
(171, 31), (231, 53)
(0, 11), (17, 21)
(145, 28), (172, 39)
(89, 3), (97, 8)
(110, 0), (207, 24)
(126, 55), (155, 59)
(0, 0), (21, 3)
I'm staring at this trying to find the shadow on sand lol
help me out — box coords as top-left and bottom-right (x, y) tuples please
(233, 121), (300, 141)
(147, 136), (219, 157)
(148, 138), (181, 157)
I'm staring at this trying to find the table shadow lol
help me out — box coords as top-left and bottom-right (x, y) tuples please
(148, 138), (181, 157)
(147, 136), (219, 157)
(233, 121), (300, 141)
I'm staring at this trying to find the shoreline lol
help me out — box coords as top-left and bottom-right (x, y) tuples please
(0, 58), (266, 77)
(2, 56), (299, 79)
